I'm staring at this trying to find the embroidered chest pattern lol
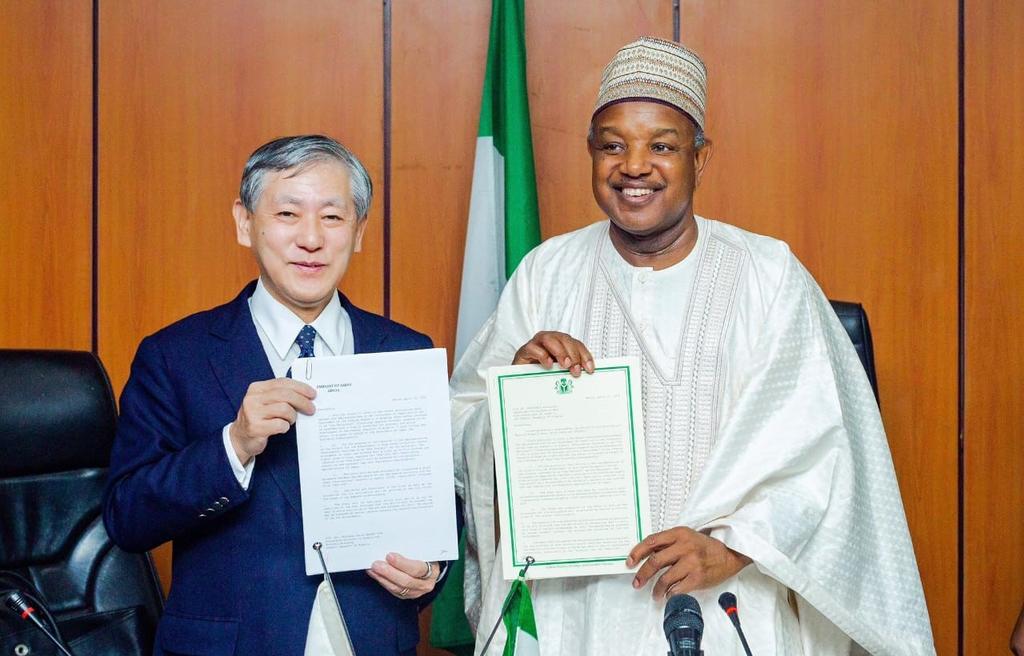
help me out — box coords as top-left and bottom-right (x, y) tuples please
(583, 233), (744, 530)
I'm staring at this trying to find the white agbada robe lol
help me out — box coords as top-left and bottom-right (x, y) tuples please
(451, 217), (935, 655)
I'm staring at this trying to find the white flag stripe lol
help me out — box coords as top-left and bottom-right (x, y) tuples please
(304, 581), (355, 656)
(512, 629), (539, 656)
(455, 136), (506, 361)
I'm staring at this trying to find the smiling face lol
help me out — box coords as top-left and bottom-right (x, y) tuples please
(588, 101), (711, 263)
(233, 160), (367, 323)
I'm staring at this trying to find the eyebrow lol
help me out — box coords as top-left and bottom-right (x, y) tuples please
(596, 126), (681, 138)
(318, 197), (348, 209)
(272, 195), (348, 209)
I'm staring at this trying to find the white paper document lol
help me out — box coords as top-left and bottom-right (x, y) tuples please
(295, 348), (458, 575)
(487, 357), (649, 580)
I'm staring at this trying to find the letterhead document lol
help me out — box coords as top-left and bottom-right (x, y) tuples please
(295, 348), (457, 575)
(487, 357), (650, 580)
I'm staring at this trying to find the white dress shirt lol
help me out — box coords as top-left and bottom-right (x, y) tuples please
(221, 278), (354, 488)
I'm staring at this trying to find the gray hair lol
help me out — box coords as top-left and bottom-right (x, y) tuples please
(239, 135), (373, 219)
(692, 127), (706, 150)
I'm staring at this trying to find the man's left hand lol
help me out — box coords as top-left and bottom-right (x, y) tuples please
(367, 553), (441, 600)
(627, 527), (752, 598)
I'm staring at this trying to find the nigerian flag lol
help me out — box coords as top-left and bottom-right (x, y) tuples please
(501, 575), (539, 656)
(453, 0), (541, 360)
(430, 0), (540, 653)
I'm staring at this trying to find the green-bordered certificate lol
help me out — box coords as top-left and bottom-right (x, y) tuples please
(486, 357), (650, 580)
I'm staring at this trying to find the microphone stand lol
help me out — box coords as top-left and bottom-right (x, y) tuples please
(718, 592), (753, 656)
(4, 591), (75, 656)
(479, 556), (534, 656)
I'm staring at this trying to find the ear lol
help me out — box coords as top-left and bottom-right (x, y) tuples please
(694, 139), (713, 188)
(233, 199), (252, 247)
(353, 217), (369, 253)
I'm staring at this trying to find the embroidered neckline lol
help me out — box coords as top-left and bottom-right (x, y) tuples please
(582, 219), (746, 528)
(595, 222), (708, 384)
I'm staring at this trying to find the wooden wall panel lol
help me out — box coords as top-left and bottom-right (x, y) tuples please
(391, 0), (491, 364)
(680, 1), (958, 650)
(964, 1), (1024, 652)
(99, 0), (385, 392)
(526, 3), (674, 239)
(391, 1), (673, 361)
(98, 0), (384, 591)
(390, 5), (492, 652)
(0, 0), (92, 349)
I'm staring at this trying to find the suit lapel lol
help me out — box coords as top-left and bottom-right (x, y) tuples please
(209, 283), (274, 413)
(209, 282), (303, 516)
(209, 288), (389, 520)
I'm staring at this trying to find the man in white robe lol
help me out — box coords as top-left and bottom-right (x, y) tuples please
(451, 37), (935, 655)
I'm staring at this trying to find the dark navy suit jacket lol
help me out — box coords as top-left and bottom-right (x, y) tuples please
(103, 282), (451, 656)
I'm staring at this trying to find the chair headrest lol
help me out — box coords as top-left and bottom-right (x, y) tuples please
(828, 300), (879, 402)
(0, 350), (117, 477)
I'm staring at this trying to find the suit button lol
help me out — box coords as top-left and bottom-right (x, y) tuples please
(205, 507), (217, 514)
(219, 496), (230, 504)
(199, 513), (207, 518)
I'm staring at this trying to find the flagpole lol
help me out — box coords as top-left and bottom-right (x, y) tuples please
(479, 556), (534, 655)
(312, 542), (357, 655)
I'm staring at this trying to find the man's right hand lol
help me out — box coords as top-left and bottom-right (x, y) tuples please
(513, 331), (595, 377)
(229, 379), (317, 465)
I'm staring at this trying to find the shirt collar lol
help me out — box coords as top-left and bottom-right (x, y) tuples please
(249, 278), (346, 359)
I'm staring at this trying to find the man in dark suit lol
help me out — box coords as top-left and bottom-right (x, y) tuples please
(104, 135), (448, 655)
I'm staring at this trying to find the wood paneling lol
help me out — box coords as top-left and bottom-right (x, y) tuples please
(0, 0), (92, 349)
(964, 1), (1024, 652)
(390, 5), (493, 653)
(391, 0), (492, 362)
(98, 0), (385, 392)
(391, 1), (674, 361)
(526, 3), (674, 239)
(680, 2), (959, 650)
(98, 0), (384, 591)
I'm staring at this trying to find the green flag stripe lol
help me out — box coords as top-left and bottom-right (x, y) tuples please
(516, 579), (537, 637)
(481, 0), (541, 276)
(435, 0), (541, 651)
(428, 531), (475, 651)
(502, 578), (537, 655)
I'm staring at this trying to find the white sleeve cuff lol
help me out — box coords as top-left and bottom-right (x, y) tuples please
(222, 423), (255, 489)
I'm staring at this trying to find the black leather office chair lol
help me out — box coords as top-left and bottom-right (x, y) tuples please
(828, 300), (879, 402)
(0, 349), (163, 655)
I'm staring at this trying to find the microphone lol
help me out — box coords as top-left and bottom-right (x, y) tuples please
(718, 591), (753, 656)
(663, 593), (704, 655)
(3, 591), (75, 656)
